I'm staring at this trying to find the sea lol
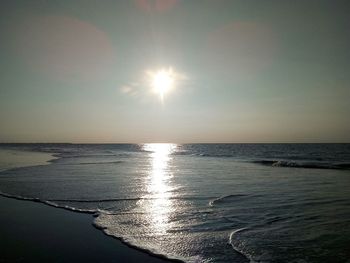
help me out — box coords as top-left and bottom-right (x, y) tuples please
(0, 143), (350, 263)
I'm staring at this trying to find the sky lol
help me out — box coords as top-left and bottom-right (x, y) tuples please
(0, 0), (349, 143)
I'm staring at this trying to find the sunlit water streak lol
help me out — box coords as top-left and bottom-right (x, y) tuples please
(142, 143), (177, 235)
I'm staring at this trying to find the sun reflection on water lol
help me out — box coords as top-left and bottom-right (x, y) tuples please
(142, 143), (177, 235)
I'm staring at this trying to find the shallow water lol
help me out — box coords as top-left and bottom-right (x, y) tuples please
(0, 149), (54, 172)
(0, 143), (350, 262)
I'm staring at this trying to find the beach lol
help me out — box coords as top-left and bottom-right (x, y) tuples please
(0, 148), (171, 263)
(0, 196), (170, 263)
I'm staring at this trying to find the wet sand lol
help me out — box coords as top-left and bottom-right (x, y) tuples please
(0, 196), (170, 263)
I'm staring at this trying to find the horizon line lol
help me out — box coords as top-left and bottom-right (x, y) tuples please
(0, 142), (349, 144)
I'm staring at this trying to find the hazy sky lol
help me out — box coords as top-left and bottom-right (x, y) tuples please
(1, 0), (349, 143)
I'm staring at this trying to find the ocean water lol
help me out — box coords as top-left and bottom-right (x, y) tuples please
(0, 143), (350, 262)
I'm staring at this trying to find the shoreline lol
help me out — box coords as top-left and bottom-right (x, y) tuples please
(0, 195), (176, 263)
(0, 148), (180, 263)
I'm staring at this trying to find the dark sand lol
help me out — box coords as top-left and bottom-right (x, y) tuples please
(0, 196), (171, 263)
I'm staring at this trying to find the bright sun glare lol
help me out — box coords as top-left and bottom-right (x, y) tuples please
(149, 68), (176, 102)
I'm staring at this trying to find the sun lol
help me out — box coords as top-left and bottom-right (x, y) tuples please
(148, 68), (176, 102)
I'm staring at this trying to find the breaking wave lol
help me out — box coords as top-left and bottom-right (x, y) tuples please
(0, 190), (98, 214)
(229, 228), (253, 262)
(253, 160), (350, 170)
(209, 194), (253, 206)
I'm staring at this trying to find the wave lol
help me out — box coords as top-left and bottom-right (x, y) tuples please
(48, 197), (145, 203)
(47, 195), (210, 204)
(197, 153), (235, 158)
(0, 190), (185, 263)
(69, 161), (124, 165)
(209, 194), (251, 206)
(253, 160), (350, 170)
(228, 228), (254, 262)
(57, 154), (126, 159)
(0, 191), (98, 214)
(92, 219), (185, 263)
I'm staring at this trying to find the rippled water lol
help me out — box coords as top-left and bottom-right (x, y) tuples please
(0, 143), (350, 262)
